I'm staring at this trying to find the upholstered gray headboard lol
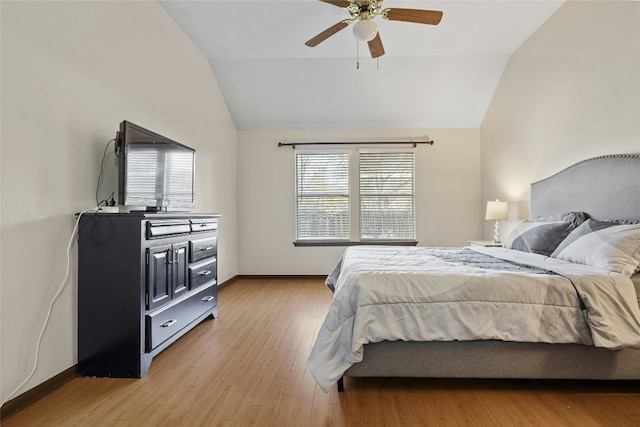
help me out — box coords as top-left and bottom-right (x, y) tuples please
(530, 154), (640, 221)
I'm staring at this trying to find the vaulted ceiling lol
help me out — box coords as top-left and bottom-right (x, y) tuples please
(159, 1), (564, 131)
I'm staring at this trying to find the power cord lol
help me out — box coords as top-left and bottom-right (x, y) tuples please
(1, 207), (98, 407)
(96, 139), (115, 207)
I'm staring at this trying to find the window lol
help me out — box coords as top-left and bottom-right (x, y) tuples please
(295, 150), (416, 243)
(295, 152), (350, 240)
(360, 152), (415, 240)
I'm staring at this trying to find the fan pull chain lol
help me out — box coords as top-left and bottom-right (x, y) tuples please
(356, 41), (360, 70)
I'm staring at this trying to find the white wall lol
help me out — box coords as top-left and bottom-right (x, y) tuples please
(480, 0), (640, 239)
(238, 128), (481, 275)
(0, 1), (237, 403)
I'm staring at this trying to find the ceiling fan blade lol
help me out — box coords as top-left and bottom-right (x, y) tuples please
(305, 20), (350, 47)
(368, 33), (385, 59)
(320, 0), (352, 8)
(383, 8), (443, 25)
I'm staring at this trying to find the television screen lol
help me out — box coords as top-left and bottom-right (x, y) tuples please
(117, 121), (195, 211)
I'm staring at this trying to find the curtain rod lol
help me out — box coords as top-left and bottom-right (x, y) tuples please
(277, 140), (434, 149)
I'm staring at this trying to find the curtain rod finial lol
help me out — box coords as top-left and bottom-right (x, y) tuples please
(278, 142), (296, 149)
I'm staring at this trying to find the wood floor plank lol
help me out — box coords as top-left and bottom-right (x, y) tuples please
(3, 278), (639, 426)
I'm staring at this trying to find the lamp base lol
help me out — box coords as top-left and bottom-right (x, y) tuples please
(493, 221), (502, 244)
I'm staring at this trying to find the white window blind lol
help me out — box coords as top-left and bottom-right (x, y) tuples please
(164, 150), (195, 202)
(359, 152), (415, 240)
(295, 153), (350, 240)
(126, 147), (158, 201)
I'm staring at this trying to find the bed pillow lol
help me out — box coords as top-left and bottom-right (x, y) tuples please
(503, 221), (574, 256)
(610, 220), (640, 274)
(550, 219), (640, 276)
(532, 211), (589, 229)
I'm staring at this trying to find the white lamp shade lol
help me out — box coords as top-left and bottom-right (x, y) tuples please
(353, 19), (378, 42)
(485, 200), (508, 220)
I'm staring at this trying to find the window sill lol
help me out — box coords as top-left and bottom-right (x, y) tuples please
(293, 240), (418, 247)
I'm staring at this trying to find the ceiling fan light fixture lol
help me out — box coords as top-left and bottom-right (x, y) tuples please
(352, 19), (378, 42)
(306, 2), (443, 58)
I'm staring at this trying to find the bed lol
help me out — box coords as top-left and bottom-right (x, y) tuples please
(308, 154), (640, 392)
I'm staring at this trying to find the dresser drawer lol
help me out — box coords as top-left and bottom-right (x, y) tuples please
(146, 285), (217, 352)
(191, 219), (218, 233)
(190, 237), (217, 262)
(189, 258), (217, 289)
(146, 220), (191, 239)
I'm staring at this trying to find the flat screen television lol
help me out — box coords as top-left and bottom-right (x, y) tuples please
(116, 121), (195, 212)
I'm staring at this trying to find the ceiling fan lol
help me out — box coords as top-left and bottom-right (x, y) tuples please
(305, 0), (443, 59)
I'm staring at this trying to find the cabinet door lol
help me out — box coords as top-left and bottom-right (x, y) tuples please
(147, 245), (172, 310)
(172, 242), (189, 298)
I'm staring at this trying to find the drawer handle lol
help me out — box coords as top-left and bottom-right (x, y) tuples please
(200, 246), (214, 251)
(161, 319), (177, 328)
(199, 270), (212, 276)
(202, 296), (215, 302)
(167, 249), (179, 265)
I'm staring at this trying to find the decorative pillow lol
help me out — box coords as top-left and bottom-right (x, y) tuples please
(533, 212), (589, 229)
(503, 221), (574, 256)
(550, 219), (640, 276)
(609, 220), (640, 274)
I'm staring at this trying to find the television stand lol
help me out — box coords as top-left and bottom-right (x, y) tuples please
(77, 212), (220, 377)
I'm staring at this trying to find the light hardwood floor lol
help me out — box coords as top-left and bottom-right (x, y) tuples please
(4, 278), (639, 426)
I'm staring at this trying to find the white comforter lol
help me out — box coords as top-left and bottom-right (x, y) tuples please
(308, 246), (640, 392)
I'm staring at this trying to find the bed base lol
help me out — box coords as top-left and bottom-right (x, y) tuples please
(335, 154), (640, 391)
(338, 340), (640, 391)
